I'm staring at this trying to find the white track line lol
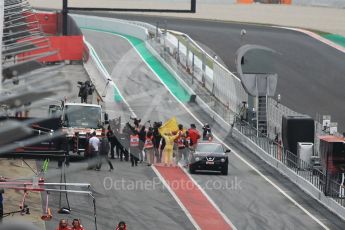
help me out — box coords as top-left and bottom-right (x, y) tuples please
(87, 29), (329, 230)
(107, 31), (237, 230)
(178, 163), (238, 230)
(84, 37), (137, 117)
(274, 26), (345, 54)
(117, 32), (329, 230)
(85, 30), (200, 229)
(151, 166), (201, 230)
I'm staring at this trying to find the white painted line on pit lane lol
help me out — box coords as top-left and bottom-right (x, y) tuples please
(87, 29), (329, 230)
(148, 59), (331, 229)
(107, 32), (238, 230)
(151, 165), (202, 230)
(83, 31), (199, 229)
(85, 28), (235, 229)
(83, 36), (136, 117)
(178, 163), (238, 230)
(111, 33), (330, 230)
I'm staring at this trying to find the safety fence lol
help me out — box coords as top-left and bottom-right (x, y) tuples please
(234, 117), (345, 208)
(147, 26), (345, 212)
(150, 30), (335, 158)
(148, 39), (235, 124)
(151, 30), (305, 140)
(163, 31), (248, 116)
(266, 97), (302, 139)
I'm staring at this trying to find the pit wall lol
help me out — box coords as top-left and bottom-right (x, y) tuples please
(17, 12), (84, 62)
(24, 12), (58, 35)
(17, 36), (84, 62)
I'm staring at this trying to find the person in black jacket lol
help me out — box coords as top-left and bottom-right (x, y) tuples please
(78, 81), (89, 103)
(107, 125), (124, 160)
(153, 121), (162, 163)
(138, 125), (146, 162)
(107, 126), (116, 159)
(114, 130), (125, 161)
(202, 123), (212, 141)
(121, 123), (132, 161)
(95, 135), (114, 172)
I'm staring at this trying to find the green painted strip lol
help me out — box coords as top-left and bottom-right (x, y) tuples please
(114, 86), (122, 102)
(81, 27), (191, 103)
(322, 34), (345, 48)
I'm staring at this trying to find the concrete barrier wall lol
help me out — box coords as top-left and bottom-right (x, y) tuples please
(73, 14), (143, 118)
(83, 40), (113, 103)
(71, 14), (149, 41)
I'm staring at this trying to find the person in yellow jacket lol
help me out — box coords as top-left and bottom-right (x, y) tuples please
(161, 132), (179, 167)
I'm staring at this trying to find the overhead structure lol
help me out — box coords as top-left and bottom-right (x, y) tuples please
(236, 44), (279, 136)
(62, 0), (196, 35)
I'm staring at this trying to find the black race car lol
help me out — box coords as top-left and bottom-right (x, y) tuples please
(189, 141), (230, 175)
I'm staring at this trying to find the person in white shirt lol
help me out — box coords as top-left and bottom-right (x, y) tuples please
(89, 131), (114, 171)
(88, 131), (100, 170)
(89, 131), (100, 151)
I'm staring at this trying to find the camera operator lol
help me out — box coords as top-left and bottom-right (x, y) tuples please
(153, 121), (163, 163)
(130, 116), (141, 129)
(202, 123), (213, 141)
(77, 81), (88, 103)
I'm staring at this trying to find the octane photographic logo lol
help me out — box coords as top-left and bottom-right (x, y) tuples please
(103, 176), (242, 192)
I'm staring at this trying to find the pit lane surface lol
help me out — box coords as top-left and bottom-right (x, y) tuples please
(81, 29), (345, 229)
(43, 161), (195, 230)
(77, 12), (345, 132)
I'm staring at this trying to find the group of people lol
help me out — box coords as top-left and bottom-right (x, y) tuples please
(56, 219), (126, 230)
(105, 117), (213, 167)
(56, 219), (85, 230)
(86, 116), (213, 170)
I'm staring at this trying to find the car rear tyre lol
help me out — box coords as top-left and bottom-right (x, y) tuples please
(221, 165), (228, 175)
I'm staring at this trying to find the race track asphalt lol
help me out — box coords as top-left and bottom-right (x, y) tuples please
(79, 29), (345, 230)
(75, 12), (345, 132)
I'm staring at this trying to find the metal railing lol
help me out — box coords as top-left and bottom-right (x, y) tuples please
(148, 37), (237, 124)
(234, 117), (345, 207)
(154, 31), (310, 140)
(146, 27), (345, 208)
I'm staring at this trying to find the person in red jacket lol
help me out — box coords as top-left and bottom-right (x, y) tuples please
(71, 219), (85, 230)
(116, 221), (127, 230)
(188, 124), (201, 150)
(56, 219), (71, 230)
